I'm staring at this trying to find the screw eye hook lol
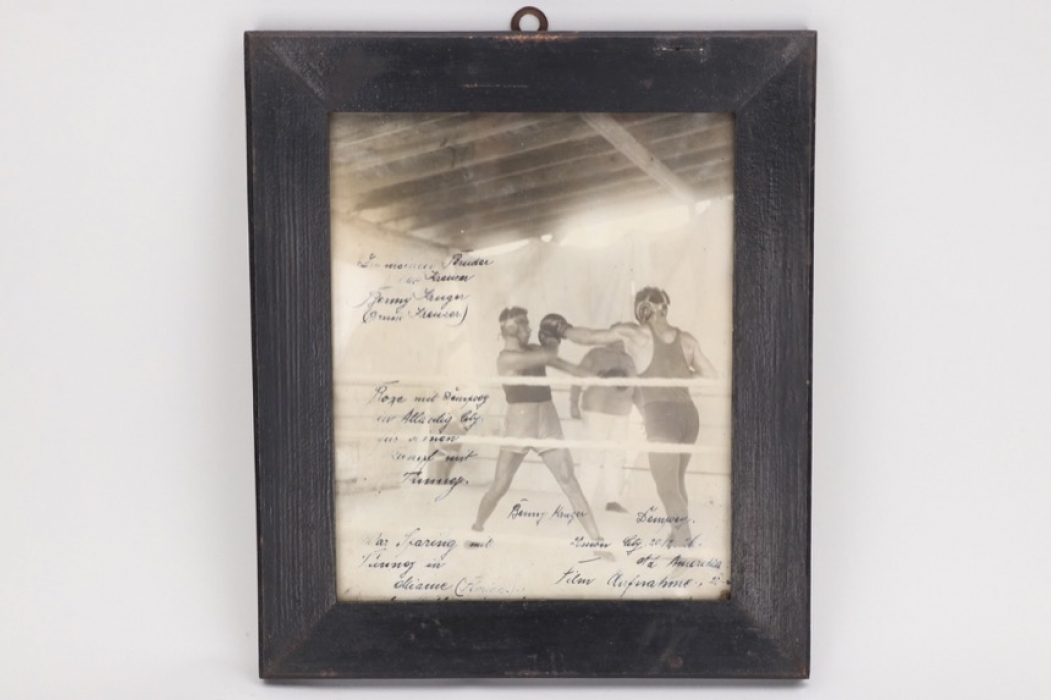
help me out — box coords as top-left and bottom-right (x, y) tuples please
(511, 6), (549, 32)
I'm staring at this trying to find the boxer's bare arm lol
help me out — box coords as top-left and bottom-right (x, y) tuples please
(497, 347), (555, 374)
(548, 356), (591, 378)
(681, 331), (718, 378)
(564, 324), (641, 347)
(497, 346), (591, 377)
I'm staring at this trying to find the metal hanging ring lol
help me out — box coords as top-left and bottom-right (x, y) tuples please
(511, 6), (549, 32)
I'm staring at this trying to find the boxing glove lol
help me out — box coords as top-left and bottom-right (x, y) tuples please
(538, 313), (572, 344)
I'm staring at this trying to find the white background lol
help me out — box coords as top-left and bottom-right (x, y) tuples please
(2, 0), (1049, 697)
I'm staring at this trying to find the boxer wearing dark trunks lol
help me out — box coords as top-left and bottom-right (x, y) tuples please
(471, 308), (602, 541)
(548, 288), (716, 546)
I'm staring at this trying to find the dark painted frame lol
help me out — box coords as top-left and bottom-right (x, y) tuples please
(245, 31), (815, 680)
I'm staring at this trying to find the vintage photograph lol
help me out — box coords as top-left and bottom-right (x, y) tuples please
(329, 112), (735, 601)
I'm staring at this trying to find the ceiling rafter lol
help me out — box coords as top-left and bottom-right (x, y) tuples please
(580, 113), (700, 208)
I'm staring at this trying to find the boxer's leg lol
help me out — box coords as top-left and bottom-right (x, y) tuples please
(678, 402), (700, 506)
(540, 448), (602, 541)
(580, 410), (605, 505)
(473, 450), (525, 531)
(603, 413), (629, 512)
(648, 452), (692, 546)
(645, 402), (692, 546)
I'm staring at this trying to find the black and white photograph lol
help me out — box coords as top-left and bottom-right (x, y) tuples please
(330, 112), (735, 601)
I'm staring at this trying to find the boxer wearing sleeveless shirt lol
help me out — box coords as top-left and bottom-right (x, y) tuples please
(552, 288), (716, 547)
(471, 308), (603, 542)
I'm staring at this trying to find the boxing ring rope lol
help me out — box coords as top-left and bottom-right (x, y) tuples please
(338, 430), (725, 455)
(337, 374), (728, 389)
(335, 374), (729, 456)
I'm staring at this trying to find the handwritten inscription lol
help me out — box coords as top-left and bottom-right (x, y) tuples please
(555, 568), (595, 586)
(354, 528), (507, 597)
(636, 506), (692, 525)
(607, 571), (696, 597)
(454, 578), (518, 598)
(401, 470), (469, 501)
(355, 251), (493, 325)
(339, 247), (731, 602)
(358, 287), (470, 325)
(623, 533), (704, 555)
(368, 381), (490, 502)
(357, 251), (494, 274)
(507, 499), (588, 527)
(370, 383), (488, 412)
(351, 524), (725, 600)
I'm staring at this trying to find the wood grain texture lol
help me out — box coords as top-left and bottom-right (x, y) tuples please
(245, 31), (815, 679)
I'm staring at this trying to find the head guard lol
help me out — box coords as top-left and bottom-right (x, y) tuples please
(634, 287), (670, 323)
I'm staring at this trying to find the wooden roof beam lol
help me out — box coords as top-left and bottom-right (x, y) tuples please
(580, 113), (701, 208)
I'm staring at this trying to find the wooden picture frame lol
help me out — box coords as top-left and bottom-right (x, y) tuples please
(245, 30), (815, 679)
